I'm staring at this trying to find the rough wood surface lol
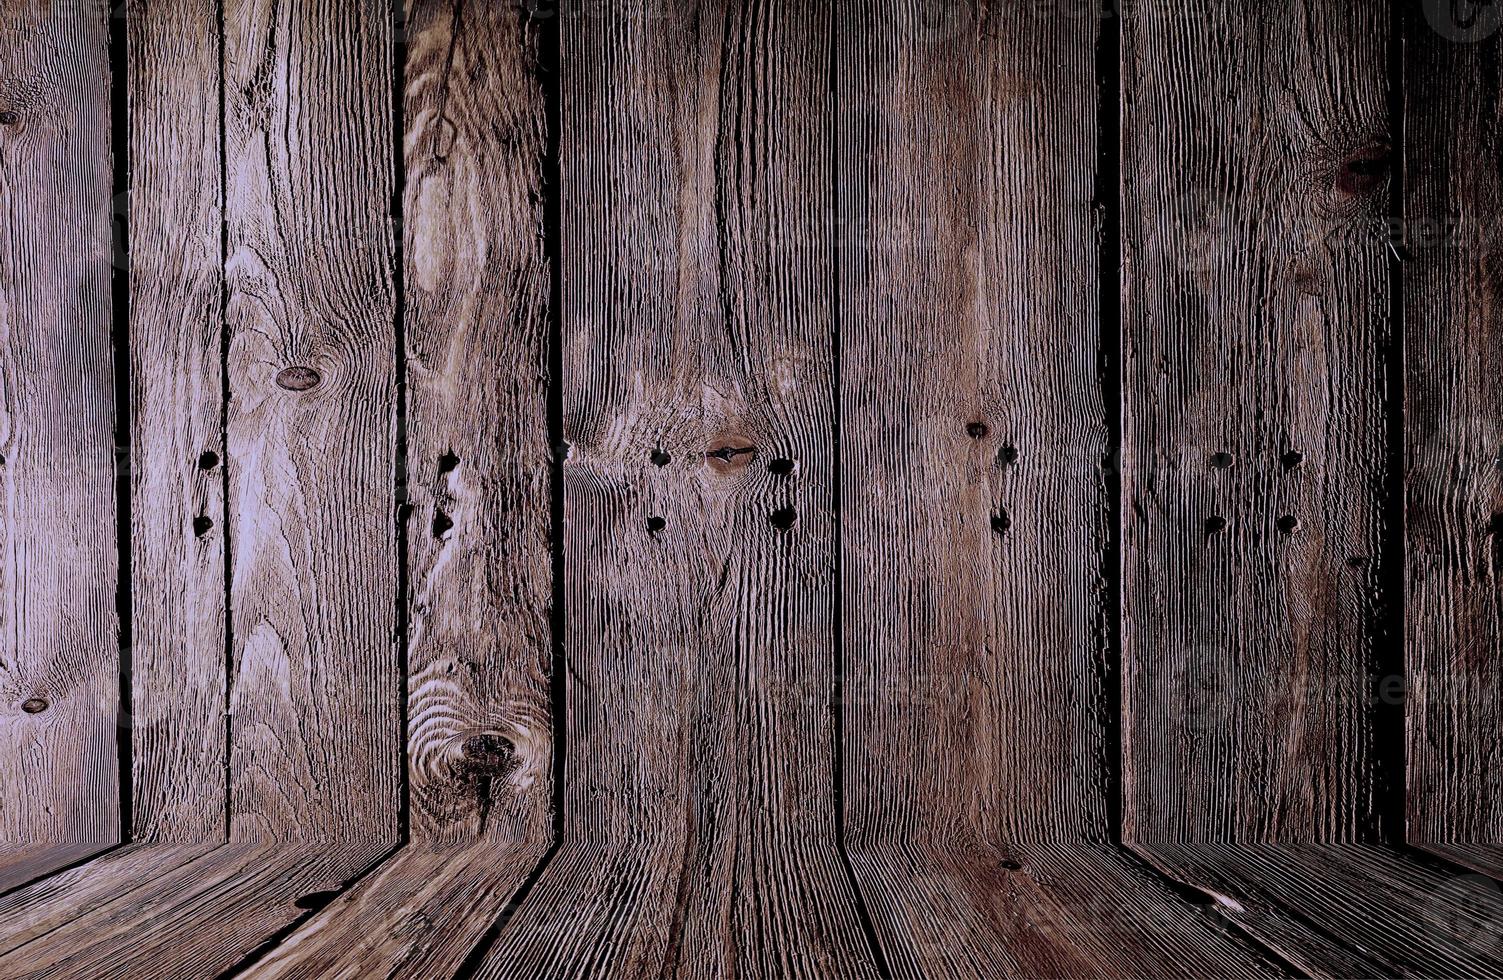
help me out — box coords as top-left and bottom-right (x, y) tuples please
(1121, 0), (1394, 842)
(476, 0), (879, 975)
(128, 0), (227, 846)
(0, 0), (120, 862)
(1134, 844), (1503, 977)
(221, 0), (399, 844)
(229, 2), (556, 973)
(1405, 15), (1503, 845)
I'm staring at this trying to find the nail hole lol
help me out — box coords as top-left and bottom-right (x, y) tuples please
(1276, 514), (1300, 534)
(293, 891), (340, 912)
(1000, 859), (1023, 871)
(966, 422), (989, 439)
(0, 111), (19, 126)
(192, 516), (213, 537)
(432, 510), (454, 538)
(646, 516), (666, 533)
(1280, 450), (1304, 470)
(1205, 516), (1227, 535)
(770, 507), (797, 531)
(650, 449), (671, 467)
(197, 451), (219, 470)
(275, 365), (322, 391)
(998, 444), (1018, 465)
(1210, 452), (1235, 469)
(438, 451), (460, 474)
(990, 510), (1011, 535)
(0, 452), (8, 466)
(21, 698), (47, 714)
(768, 458), (795, 476)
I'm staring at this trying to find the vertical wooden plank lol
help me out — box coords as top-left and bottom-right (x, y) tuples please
(837, 3), (1291, 976)
(0, 0), (120, 860)
(223, 0), (398, 845)
(129, 0), (228, 845)
(1406, 10), (1503, 846)
(478, 1), (880, 975)
(1122, 0), (1392, 843)
(401, 0), (552, 850)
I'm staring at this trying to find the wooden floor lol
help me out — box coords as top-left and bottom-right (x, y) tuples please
(2, 0), (1502, 976)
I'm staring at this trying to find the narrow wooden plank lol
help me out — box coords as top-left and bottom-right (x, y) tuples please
(232, 1), (556, 972)
(129, 0), (227, 845)
(1133, 844), (1503, 976)
(1122, 0), (1393, 842)
(0, 0), (120, 860)
(222, 0), (399, 843)
(478, 1), (878, 975)
(1420, 843), (1503, 881)
(1405, 12), (1503, 845)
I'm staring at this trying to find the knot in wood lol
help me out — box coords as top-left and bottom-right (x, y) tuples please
(0, 111), (19, 126)
(706, 440), (757, 473)
(1335, 144), (1390, 195)
(455, 733), (517, 779)
(21, 697), (48, 714)
(275, 365), (322, 391)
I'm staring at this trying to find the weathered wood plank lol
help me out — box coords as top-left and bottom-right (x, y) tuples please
(834, 2), (1291, 974)
(222, 0), (399, 843)
(128, 0), (227, 846)
(1133, 844), (1503, 976)
(0, 841), (389, 979)
(233, 1), (556, 972)
(1122, 0), (1393, 842)
(0, 0), (120, 861)
(477, 1), (879, 975)
(1405, 9), (1503, 845)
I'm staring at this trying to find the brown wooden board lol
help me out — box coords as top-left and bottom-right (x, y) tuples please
(221, 0), (399, 844)
(475, 0), (880, 975)
(1121, 0), (1394, 843)
(0, 0), (121, 866)
(1405, 6), (1503, 845)
(128, 0), (228, 846)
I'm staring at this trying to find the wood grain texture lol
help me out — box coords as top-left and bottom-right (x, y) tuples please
(230, 3), (556, 973)
(128, 0), (227, 845)
(1405, 16), (1503, 844)
(478, 1), (879, 975)
(0, 841), (389, 979)
(1134, 844), (1503, 977)
(221, 0), (399, 844)
(835, 4), (1285, 976)
(1122, 0), (1394, 842)
(0, 0), (120, 860)
(401, 0), (551, 851)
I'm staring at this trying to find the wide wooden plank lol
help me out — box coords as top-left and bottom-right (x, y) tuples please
(835, 3), (1285, 976)
(222, 0), (399, 843)
(234, 1), (555, 972)
(0, 0), (120, 862)
(1122, 0), (1393, 842)
(477, 1), (879, 975)
(129, 0), (227, 845)
(1405, 9), (1503, 845)
(0, 841), (390, 979)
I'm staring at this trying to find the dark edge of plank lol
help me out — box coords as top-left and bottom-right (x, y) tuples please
(450, 2), (567, 974)
(0, 842), (124, 902)
(828, 3), (891, 977)
(1094, 0), (1124, 853)
(216, 0), (234, 847)
(1377, 0), (1407, 846)
(392, 0), (412, 850)
(110, 0), (133, 847)
(212, 842), (406, 979)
